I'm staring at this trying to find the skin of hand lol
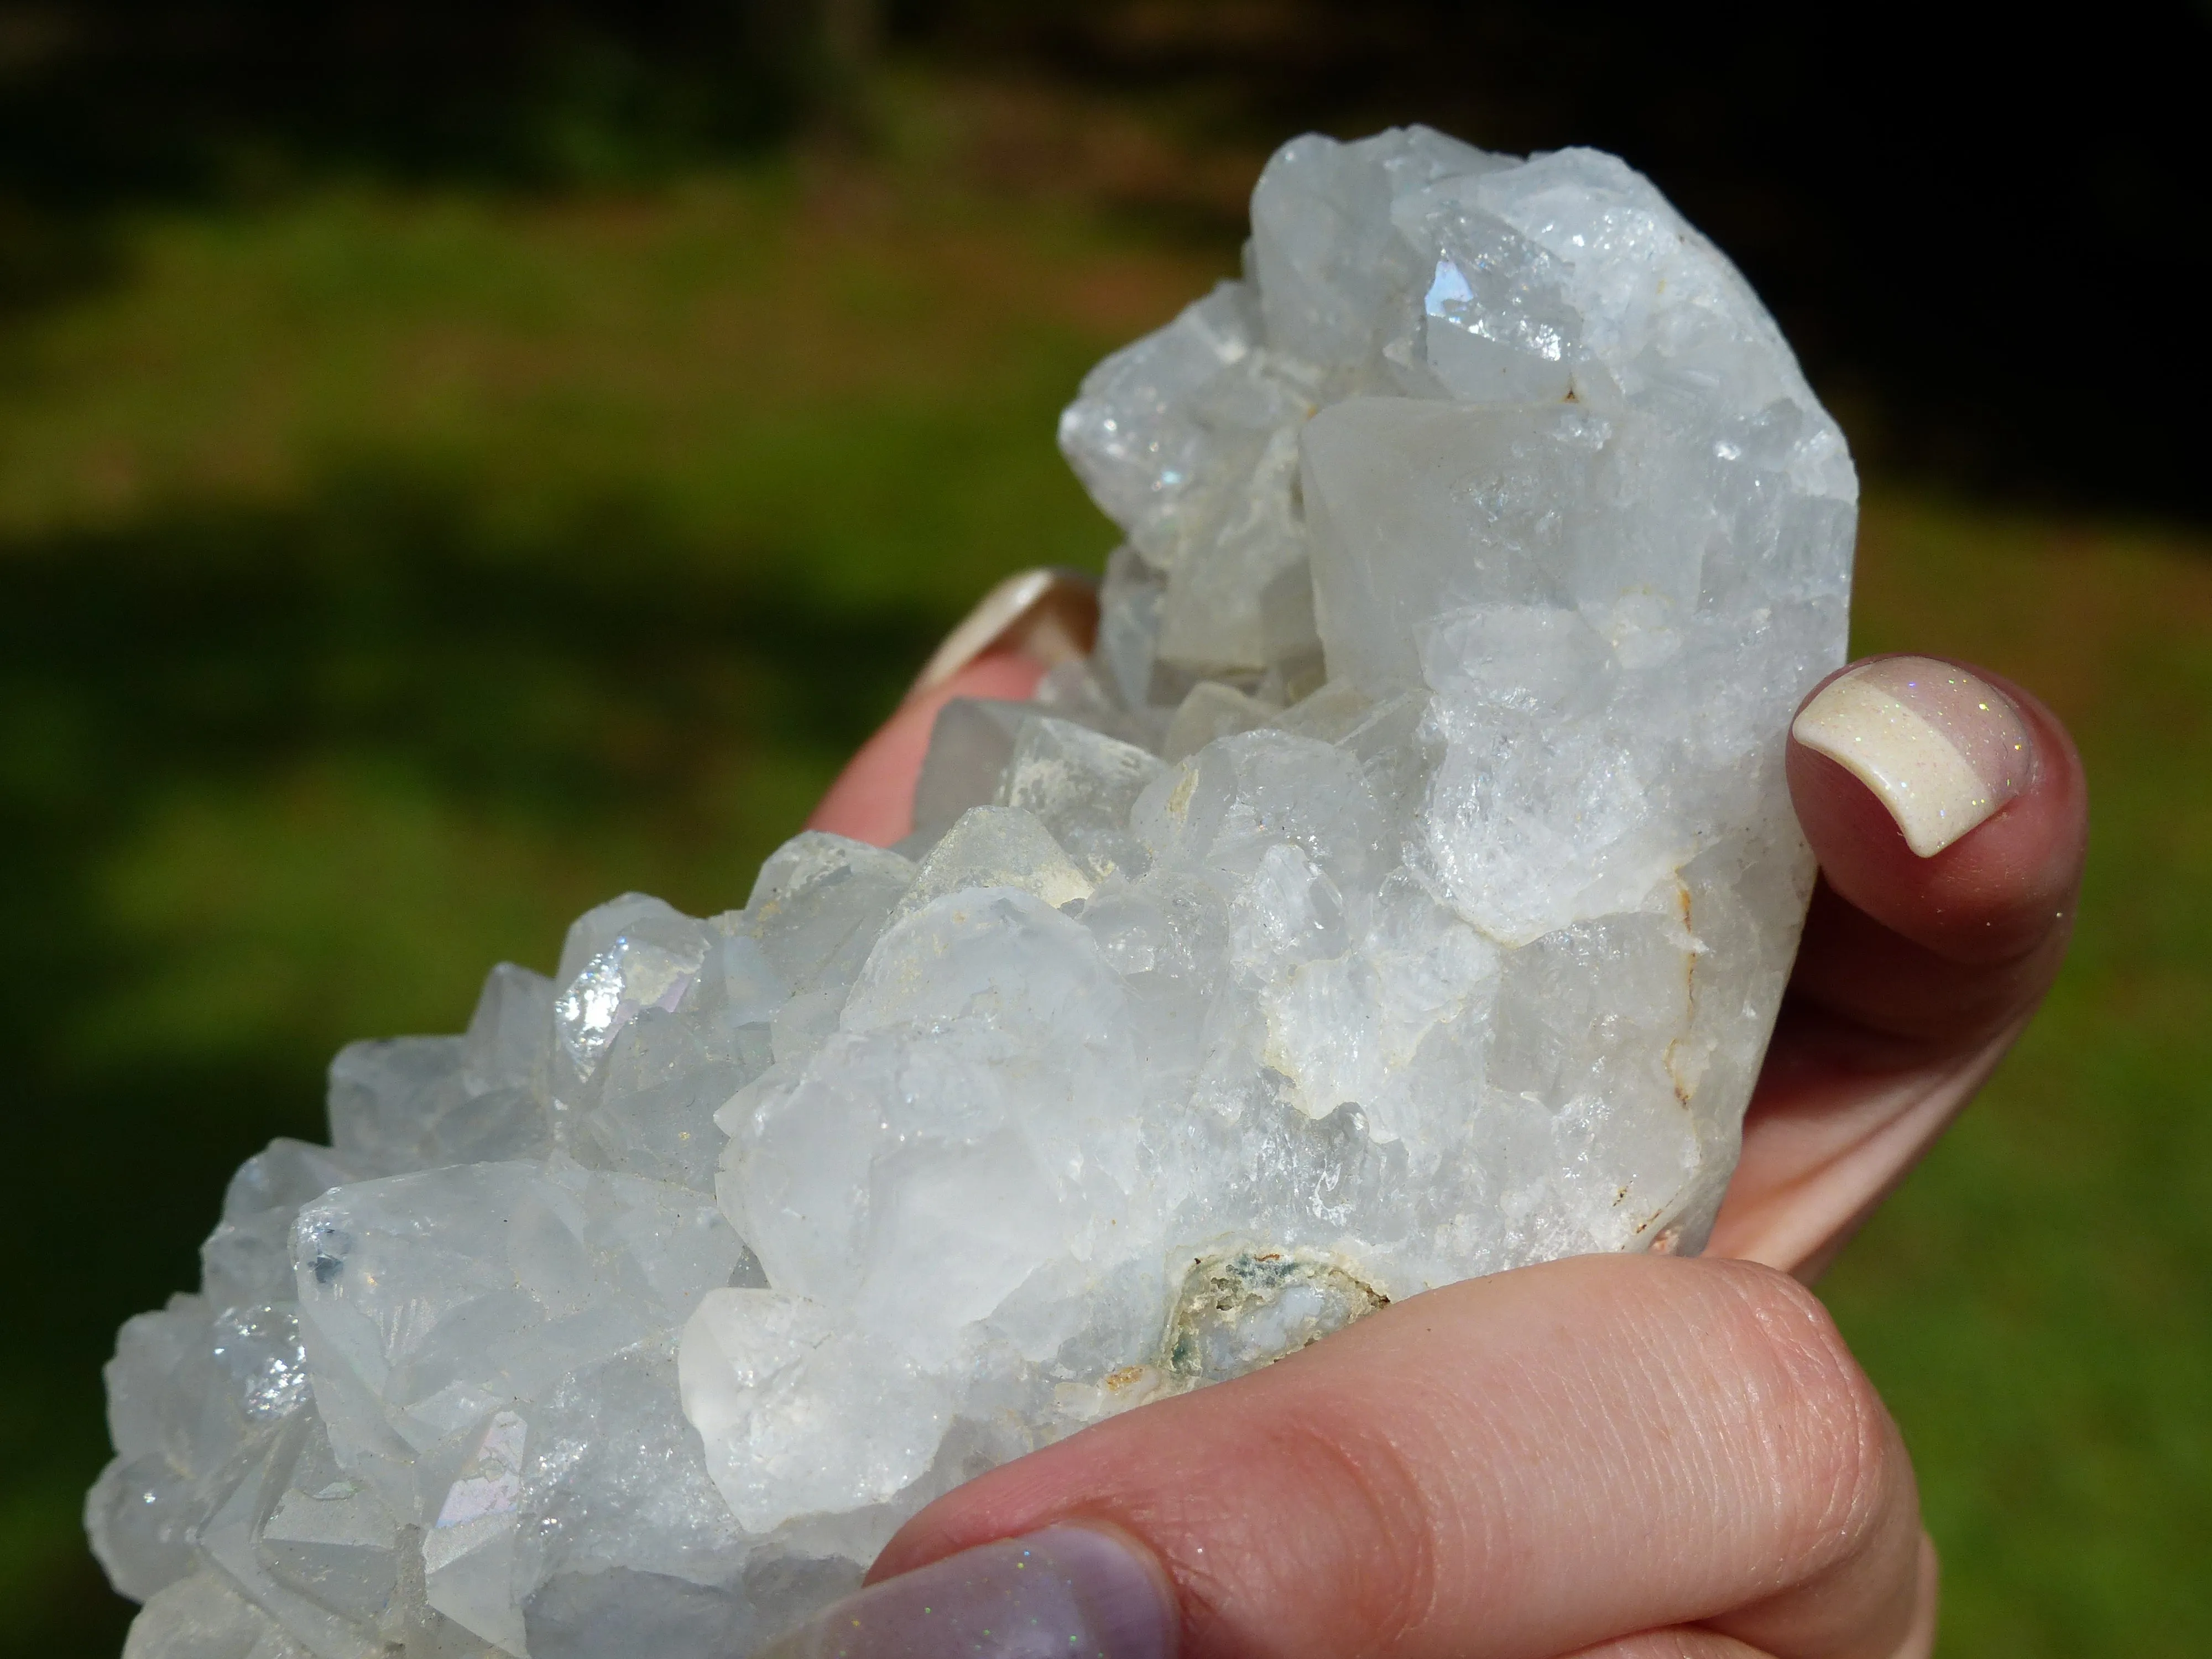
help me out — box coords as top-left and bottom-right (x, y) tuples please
(792, 630), (2088, 1659)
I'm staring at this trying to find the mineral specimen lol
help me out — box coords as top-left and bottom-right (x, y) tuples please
(90, 127), (1855, 1657)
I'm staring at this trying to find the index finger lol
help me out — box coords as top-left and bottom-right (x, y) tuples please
(1707, 657), (2086, 1276)
(1782, 656), (2085, 1045)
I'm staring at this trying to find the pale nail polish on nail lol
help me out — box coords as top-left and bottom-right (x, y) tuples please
(1792, 656), (2034, 856)
(910, 569), (1100, 697)
(760, 1526), (1174, 1659)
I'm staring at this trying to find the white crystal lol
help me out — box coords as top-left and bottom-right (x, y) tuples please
(122, 1572), (312, 1659)
(997, 714), (1165, 881)
(96, 126), (1852, 1656)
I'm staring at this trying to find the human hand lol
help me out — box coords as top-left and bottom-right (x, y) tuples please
(780, 572), (2086, 1659)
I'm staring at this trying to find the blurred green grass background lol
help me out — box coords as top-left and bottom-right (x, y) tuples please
(2, 53), (2208, 1659)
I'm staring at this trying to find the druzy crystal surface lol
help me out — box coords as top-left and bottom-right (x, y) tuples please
(91, 128), (1855, 1658)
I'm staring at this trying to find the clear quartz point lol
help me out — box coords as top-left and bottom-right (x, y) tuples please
(94, 126), (1850, 1656)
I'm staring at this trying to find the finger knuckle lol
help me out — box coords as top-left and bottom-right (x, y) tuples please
(1238, 1403), (1441, 1646)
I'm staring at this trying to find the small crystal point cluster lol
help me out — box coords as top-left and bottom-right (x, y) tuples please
(91, 128), (1854, 1658)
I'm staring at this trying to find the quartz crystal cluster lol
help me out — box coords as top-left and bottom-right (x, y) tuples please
(90, 127), (1855, 1658)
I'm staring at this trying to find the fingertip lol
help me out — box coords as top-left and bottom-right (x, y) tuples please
(1787, 657), (2086, 963)
(1791, 656), (2033, 858)
(805, 568), (1097, 847)
(909, 568), (1099, 698)
(805, 649), (1048, 845)
(777, 1522), (1177, 1659)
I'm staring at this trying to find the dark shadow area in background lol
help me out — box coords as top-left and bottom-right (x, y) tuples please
(0, 465), (943, 1657)
(2, 0), (2207, 517)
(951, 0), (2212, 518)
